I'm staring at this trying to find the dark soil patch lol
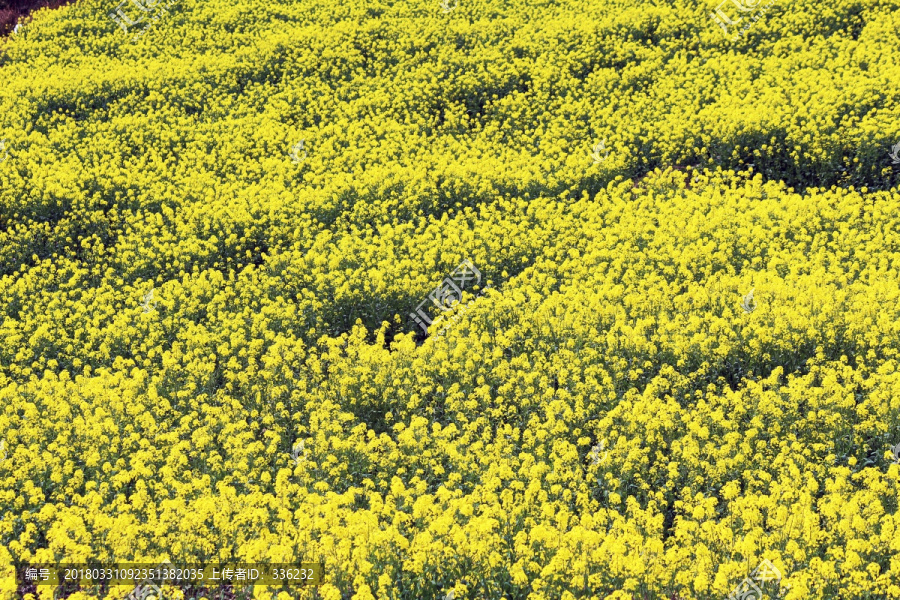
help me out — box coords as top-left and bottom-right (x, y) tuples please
(0, 0), (77, 36)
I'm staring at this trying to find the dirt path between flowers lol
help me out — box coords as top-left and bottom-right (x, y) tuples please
(0, 0), (77, 36)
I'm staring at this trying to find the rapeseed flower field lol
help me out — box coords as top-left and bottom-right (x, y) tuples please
(2, 0), (900, 597)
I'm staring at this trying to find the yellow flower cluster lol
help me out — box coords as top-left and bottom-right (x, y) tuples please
(1, 0), (900, 598)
